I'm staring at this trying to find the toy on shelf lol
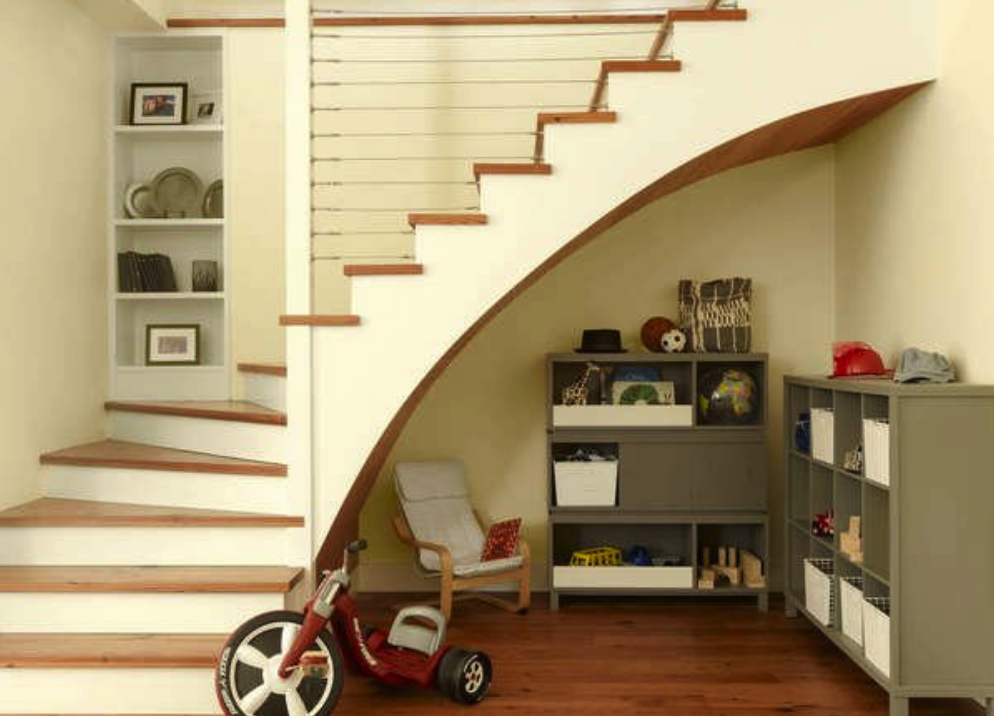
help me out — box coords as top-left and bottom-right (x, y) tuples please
(697, 545), (765, 589)
(843, 444), (863, 473)
(812, 509), (834, 538)
(570, 546), (622, 567)
(840, 516), (863, 563)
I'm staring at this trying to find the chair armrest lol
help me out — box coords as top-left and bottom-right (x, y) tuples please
(392, 514), (453, 572)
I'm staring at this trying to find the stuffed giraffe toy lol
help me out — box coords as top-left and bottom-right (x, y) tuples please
(562, 362), (601, 406)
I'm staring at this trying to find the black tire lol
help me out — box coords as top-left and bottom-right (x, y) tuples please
(216, 610), (345, 716)
(438, 648), (492, 705)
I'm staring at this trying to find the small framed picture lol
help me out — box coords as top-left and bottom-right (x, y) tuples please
(146, 324), (200, 365)
(130, 83), (188, 125)
(191, 91), (222, 125)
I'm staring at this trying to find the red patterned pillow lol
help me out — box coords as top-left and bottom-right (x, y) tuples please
(480, 518), (522, 561)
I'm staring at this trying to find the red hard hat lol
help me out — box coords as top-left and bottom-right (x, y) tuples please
(832, 342), (887, 378)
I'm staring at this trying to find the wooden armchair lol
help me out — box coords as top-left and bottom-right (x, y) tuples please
(392, 460), (531, 621)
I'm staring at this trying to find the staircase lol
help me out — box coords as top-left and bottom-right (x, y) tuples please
(0, 366), (298, 714)
(305, 0), (935, 568)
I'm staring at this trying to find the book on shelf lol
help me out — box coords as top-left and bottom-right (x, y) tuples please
(117, 251), (178, 293)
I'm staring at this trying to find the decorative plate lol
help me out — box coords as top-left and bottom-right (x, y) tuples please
(612, 381), (676, 406)
(151, 167), (203, 219)
(202, 179), (223, 219)
(124, 181), (160, 219)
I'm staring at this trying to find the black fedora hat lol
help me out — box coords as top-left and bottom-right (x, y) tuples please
(575, 328), (627, 353)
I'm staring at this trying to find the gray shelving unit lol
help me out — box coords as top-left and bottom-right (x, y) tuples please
(547, 352), (769, 611)
(784, 375), (994, 716)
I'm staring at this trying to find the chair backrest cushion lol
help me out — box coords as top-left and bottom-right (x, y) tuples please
(395, 460), (484, 571)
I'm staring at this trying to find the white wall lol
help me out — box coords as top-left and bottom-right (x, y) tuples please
(836, 0), (994, 381)
(228, 30), (286, 370)
(0, 0), (109, 509)
(359, 146), (836, 589)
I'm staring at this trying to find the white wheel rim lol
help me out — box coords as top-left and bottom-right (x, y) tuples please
(230, 620), (335, 716)
(463, 658), (486, 694)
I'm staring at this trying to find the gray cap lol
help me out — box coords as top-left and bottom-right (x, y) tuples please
(893, 347), (955, 383)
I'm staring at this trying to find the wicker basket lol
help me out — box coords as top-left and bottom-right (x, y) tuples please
(804, 558), (835, 626)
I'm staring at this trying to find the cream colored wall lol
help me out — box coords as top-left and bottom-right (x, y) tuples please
(836, 0), (994, 381)
(359, 146), (836, 589)
(0, 0), (109, 509)
(228, 30), (286, 371)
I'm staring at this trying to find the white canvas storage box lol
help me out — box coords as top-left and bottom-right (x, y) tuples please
(863, 597), (891, 677)
(839, 576), (865, 647)
(863, 418), (890, 486)
(811, 408), (835, 463)
(554, 460), (618, 506)
(804, 558), (835, 626)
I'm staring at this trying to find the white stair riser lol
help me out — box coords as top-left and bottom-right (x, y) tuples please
(0, 668), (216, 714)
(41, 464), (290, 514)
(0, 527), (300, 565)
(0, 592), (287, 633)
(242, 372), (287, 412)
(109, 411), (287, 463)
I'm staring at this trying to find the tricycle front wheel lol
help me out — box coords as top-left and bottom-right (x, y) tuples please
(216, 610), (344, 716)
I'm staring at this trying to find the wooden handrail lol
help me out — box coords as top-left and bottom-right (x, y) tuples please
(167, 9), (746, 29)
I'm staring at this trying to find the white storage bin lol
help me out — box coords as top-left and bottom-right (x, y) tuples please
(840, 576), (865, 646)
(863, 596), (891, 677)
(554, 460), (618, 506)
(804, 558), (835, 626)
(811, 408), (835, 464)
(863, 418), (890, 486)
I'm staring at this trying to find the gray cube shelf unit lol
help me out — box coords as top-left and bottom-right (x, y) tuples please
(784, 375), (994, 716)
(546, 352), (769, 611)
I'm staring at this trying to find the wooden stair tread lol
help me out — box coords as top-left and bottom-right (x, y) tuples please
(0, 498), (303, 527)
(0, 565), (303, 593)
(408, 212), (488, 227)
(0, 633), (223, 668)
(343, 263), (424, 277)
(40, 439), (287, 477)
(104, 400), (286, 426)
(473, 162), (552, 180)
(601, 59), (682, 74)
(237, 361), (286, 377)
(280, 314), (361, 327)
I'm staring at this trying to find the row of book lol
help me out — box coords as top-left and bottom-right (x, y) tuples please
(118, 251), (178, 293)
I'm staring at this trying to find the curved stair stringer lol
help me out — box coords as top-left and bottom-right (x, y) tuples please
(309, 0), (935, 570)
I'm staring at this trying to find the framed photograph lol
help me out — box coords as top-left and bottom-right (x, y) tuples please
(191, 91), (222, 125)
(145, 324), (200, 365)
(130, 83), (188, 125)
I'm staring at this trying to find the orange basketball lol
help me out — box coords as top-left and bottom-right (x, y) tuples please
(640, 316), (676, 352)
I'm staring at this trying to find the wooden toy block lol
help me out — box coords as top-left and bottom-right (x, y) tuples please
(728, 546), (738, 569)
(697, 567), (715, 590)
(701, 547), (711, 568)
(741, 550), (766, 588)
(718, 546), (727, 567)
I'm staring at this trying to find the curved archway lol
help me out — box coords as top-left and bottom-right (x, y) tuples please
(316, 81), (927, 572)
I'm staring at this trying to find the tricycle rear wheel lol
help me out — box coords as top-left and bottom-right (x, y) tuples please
(438, 648), (492, 704)
(216, 610), (344, 716)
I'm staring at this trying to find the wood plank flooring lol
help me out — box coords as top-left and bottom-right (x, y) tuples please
(336, 594), (984, 716)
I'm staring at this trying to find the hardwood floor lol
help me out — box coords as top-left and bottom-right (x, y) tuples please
(340, 593), (984, 716)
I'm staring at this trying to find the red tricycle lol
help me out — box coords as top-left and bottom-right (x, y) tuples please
(215, 540), (493, 716)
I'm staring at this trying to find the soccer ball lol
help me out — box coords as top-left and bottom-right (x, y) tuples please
(660, 329), (686, 353)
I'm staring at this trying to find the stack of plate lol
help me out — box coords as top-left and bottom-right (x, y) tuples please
(123, 167), (222, 219)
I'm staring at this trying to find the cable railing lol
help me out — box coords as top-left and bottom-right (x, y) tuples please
(308, 1), (737, 310)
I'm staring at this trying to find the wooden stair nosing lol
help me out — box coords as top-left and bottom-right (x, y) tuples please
(0, 498), (304, 528)
(104, 400), (286, 426)
(473, 162), (553, 181)
(601, 59), (682, 74)
(280, 314), (361, 327)
(237, 361), (287, 377)
(0, 565), (304, 593)
(40, 439), (287, 477)
(343, 263), (424, 277)
(669, 8), (748, 22)
(408, 212), (488, 227)
(0, 633), (223, 668)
